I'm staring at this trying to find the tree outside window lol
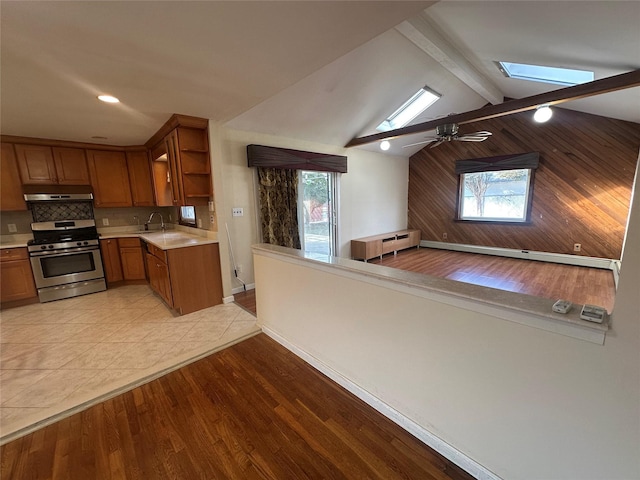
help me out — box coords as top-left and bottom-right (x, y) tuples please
(459, 168), (533, 222)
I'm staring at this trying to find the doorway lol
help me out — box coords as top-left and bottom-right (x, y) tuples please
(298, 171), (337, 256)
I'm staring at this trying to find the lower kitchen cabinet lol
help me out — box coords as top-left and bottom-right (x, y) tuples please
(0, 248), (37, 303)
(146, 250), (173, 307)
(145, 242), (223, 315)
(100, 239), (123, 284)
(119, 238), (146, 280)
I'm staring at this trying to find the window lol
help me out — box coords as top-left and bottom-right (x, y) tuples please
(496, 61), (594, 87)
(377, 86), (440, 132)
(298, 171), (338, 256)
(458, 169), (534, 223)
(179, 205), (196, 227)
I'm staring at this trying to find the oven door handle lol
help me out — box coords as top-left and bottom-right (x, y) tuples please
(30, 247), (100, 258)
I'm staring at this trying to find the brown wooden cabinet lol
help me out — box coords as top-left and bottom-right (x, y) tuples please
(146, 246), (173, 307)
(0, 248), (37, 303)
(52, 147), (90, 185)
(144, 241), (222, 314)
(100, 239), (123, 284)
(126, 151), (155, 207)
(0, 143), (27, 211)
(14, 144), (89, 185)
(87, 150), (133, 208)
(152, 123), (211, 207)
(14, 144), (57, 184)
(119, 238), (146, 280)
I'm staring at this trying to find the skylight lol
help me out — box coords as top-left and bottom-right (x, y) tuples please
(377, 86), (441, 132)
(497, 62), (594, 87)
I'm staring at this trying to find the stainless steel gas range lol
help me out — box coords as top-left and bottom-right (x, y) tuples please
(25, 192), (106, 302)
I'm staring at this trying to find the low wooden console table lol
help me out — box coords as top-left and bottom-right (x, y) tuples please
(351, 229), (420, 262)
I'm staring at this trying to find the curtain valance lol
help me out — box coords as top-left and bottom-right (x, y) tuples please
(247, 144), (347, 173)
(455, 152), (539, 175)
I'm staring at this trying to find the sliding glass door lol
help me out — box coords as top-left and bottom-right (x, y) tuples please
(298, 171), (337, 256)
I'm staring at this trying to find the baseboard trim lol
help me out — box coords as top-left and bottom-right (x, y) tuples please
(420, 240), (617, 272)
(262, 326), (502, 480)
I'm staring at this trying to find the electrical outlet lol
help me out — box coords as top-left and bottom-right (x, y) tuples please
(210, 214), (215, 225)
(573, 243), (581, 252)
(102, 218), (109, 226)
(197, 218), (202, 228)
(232, 207), (243, 217)
(442, 233), (448, 240)
(7, 224), (17, 233)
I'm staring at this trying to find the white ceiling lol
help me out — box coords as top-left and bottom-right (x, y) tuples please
(1, 1), (639, 156)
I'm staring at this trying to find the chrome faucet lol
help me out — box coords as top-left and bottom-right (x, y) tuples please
(145, 212), (165, 231)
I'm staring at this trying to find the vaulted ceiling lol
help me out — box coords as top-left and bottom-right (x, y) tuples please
(2, 1), (639, 156)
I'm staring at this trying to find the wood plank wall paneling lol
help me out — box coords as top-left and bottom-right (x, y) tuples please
(408, 107), (640, 259)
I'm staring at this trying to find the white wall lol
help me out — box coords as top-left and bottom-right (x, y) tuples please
(252, 169), (640, 479)
(210, 125), (409, 295)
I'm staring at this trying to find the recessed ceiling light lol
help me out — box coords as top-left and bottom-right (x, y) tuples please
(380, 140), (391, 151)
(97, 95), (120, 103)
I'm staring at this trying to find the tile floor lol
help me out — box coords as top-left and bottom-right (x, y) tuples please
(0, 285), (260, 444)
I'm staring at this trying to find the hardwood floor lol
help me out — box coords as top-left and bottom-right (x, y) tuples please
(234, 288), (257, 315)
(370, 247), (616, 312)
(0, 334), (473, 480)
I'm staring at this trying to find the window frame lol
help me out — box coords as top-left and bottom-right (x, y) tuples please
(455, 168), (536, 225)
(178, 205), (197, 227)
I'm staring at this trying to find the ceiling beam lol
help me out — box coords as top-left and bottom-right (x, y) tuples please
(395, 14), (503, 105)
(345, 69), (640, 148)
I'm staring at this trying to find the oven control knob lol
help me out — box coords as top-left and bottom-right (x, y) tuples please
(77, 242), (82, 246)
(41, 246), (47, 250)
(83, 241), (89, 245)
(48, 245), (54, 249)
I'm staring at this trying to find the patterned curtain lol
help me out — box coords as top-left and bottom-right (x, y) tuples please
(257, 167), (301, 249)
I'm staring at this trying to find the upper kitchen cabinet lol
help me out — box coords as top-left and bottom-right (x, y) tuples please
(0, 143), (27, 211)
(52, 147), (90, 184)
(147, 115), (212, 207)
(14, 144), (89, 185)
(87, 150), (133, 207)
(126, 150), (155, 207)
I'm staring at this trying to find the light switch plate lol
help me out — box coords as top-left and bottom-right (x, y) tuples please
(102, 218), (109, 226)
(232, 207), (243, 217)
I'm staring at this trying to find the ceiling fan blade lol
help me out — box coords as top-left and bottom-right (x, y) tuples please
(455, 136), (491, 142)
(401, 137), (440, 148)
(462, 131), (492, 137)
(429, 138), (447, 148)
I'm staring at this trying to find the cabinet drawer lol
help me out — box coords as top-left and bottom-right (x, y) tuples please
(147, 243), (168, 263)
(118, 237), (141, 248)
(1, 248), (28, 262)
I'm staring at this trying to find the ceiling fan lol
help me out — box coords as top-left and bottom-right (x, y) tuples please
(402, 123), (492, 149)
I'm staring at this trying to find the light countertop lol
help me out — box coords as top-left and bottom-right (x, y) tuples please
(138, 231), (217, 250)
(0, 228), (218, 251)
(0, 234), (33, 249)
(99, 227), (218, 250)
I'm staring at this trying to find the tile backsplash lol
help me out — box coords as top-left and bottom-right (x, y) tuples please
(0, 205), (216, 235)
(0, 211), (33, 235)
